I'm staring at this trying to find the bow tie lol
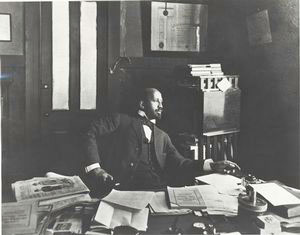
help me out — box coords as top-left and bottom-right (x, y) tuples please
(139, 117), (154, 129)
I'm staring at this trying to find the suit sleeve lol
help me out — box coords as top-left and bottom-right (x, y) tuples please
(83, 113), (121, 167)
(164, 134), (205, 176)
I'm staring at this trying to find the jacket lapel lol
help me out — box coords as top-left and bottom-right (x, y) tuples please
(131, 118), (143, 148)
(153, 126), (165, 168)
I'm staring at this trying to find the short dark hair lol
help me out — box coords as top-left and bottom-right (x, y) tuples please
(137, 88), (158, 103)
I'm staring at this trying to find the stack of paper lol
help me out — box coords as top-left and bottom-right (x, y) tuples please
(101, 189), (154, 210)
(196, 173), (244, 196)
(8, 173), (92, 234)
(188, 185), (238, 216)
(167, 186), (206, 210)
(251, 182), (300, 229)
(93, 190), (154, 232)
(2, 201), (52, 235)
(149, 191), (192, 216)
(12, 174), (91, 212)
(250, 183), (300, 207)
(95, 201), (149, 231)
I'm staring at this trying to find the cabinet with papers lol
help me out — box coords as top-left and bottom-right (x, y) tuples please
(173, 64), (241, 161)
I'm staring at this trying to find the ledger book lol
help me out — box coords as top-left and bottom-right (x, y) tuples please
(167, 186), (206, 210)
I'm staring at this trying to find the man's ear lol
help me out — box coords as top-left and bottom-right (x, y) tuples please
(139, 100), (144, 110)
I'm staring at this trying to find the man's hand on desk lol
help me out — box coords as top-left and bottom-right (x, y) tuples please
(210, 160), (241, 174)
(90, 167), (114, 185)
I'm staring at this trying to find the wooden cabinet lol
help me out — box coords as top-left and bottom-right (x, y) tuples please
(173, 76), (241, 161)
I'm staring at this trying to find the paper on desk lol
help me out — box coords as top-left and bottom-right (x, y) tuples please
(250, 183), (300, 206)
(149, 191), (191, 215)
(2, 201), (39, 234)
(196, 173), (243, 196)
(95, 201), (149, 231)
(102, 189), (155, 210)
(188, 185), (238, 216)
(39, 193), (91, 211)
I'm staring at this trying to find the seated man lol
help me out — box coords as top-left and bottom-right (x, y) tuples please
(83, 88), (240, 194)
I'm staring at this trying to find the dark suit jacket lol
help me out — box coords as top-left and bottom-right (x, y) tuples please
(83, 113), (204, 188)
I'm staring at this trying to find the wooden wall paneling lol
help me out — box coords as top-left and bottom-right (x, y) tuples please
(97, 2), (109, 112)
(40, 2), (52, 136)
(69, 2), (80, 111)
(25, 3), (41, 144)
(2, 56), (25, 156)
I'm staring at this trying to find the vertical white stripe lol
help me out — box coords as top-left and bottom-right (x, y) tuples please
(80, 2), (97, 110)
(52, 2), (70, 110)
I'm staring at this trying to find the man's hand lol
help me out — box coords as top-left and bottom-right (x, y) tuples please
(210, 160), (241, 174)
(90, 167), (114, 184)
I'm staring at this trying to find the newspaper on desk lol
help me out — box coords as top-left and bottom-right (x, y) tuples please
(2, 201), (39, 234)
(12, 175), (90, 202)
(2, 201), (52, 235)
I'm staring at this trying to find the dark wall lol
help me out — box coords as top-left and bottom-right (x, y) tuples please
(238, 0), (299, 187)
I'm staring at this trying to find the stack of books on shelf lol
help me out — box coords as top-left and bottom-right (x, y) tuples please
(188, 63), (224, 77)
(177, 63), (239, 91)
(2, 173), (91, 235)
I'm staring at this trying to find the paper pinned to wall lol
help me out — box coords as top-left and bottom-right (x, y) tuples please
(246, 9), (272, 46)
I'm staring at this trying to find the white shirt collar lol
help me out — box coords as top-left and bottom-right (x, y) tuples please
(137, 110), (156, 124)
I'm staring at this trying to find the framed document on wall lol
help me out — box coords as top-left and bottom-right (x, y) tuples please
(151, 1), (208, 52)
(0, 2), (24, 55)
(0, 13), (12, 42)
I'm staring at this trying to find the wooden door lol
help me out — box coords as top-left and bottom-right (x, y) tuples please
(35, 2), (108, 174)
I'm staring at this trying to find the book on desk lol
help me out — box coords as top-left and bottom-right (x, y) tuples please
(273, 184), (300, 218)
(167, 186), (206, 210)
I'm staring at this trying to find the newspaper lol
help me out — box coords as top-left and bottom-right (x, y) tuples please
(2, 201), (39, 234)
(39, 193), (91, 212)
(12, 176), (90, 202)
